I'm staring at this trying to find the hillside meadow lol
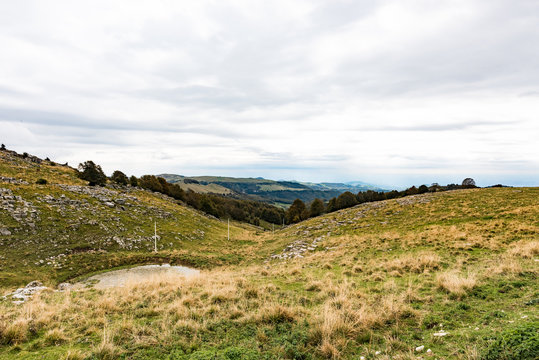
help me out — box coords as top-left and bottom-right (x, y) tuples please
(0, 152), (538, 359)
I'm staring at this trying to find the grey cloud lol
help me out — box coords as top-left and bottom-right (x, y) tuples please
(0, 107), (249, 139)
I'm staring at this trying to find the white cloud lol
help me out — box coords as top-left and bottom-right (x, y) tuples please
(0, 0), (538, 187)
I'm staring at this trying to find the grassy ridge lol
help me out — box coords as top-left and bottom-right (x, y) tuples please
(1, 150), (538, 359)
(0, 151), (260, 287)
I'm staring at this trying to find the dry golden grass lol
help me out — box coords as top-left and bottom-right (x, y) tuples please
(62, 349), (87, 360)
(489, 258), (523, 276)
(312, 281), (414, 358)
(508, 240), (539, 258)
(1, 187), (537, 359)
(385, 251), (441, 274)
(436, 271), (477, 296)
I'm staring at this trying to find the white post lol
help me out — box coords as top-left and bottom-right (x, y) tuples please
(227, 218), (230, 241)
(154, 221), (157, 252)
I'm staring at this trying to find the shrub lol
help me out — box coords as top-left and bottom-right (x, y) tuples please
(111, 170), (128, 185)
(36, 178), (48, 185)
(78, 160), (107, 186)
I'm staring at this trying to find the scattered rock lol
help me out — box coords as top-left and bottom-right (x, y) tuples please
(415, 345), (424, 352)
(0, 176), (29, 185)
(57, 283), (72, 291)
(0, 228), (11, 236)
(3, 280), (47, 304)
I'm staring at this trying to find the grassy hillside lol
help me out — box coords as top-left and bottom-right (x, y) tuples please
(0, 150), (261, 287)
(0, 151), (537, 359)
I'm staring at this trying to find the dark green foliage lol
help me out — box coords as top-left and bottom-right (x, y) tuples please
(35, 178), (47, 185)
(286, 199), (308, 224)
(0, 144), (5, 150)
(336, 191), (358, 210)
(111, 170), (129, 185)
(326, 197), (337, 212)
(405, 186), (419, 195)
(139, 175), (164, 193)
(129, 175), (138, 187)
(309, 198), (325, 217)
(200, 197), (219, 217)
(462, 178), (477, 187)
(77, 160), (107, 186)
(482, 321), (539, 360)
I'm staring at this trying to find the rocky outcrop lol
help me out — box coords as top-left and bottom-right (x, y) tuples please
(0, 187), (40, 226)
(3, 281), (47, 304)
(269, 236), (324, 260)
(0, 176), (29, 185)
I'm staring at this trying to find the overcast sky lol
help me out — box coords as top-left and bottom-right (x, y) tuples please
(1, 0), (538, 188)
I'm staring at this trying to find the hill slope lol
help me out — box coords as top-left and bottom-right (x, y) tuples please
(0, 150), (261, 287)
(0, 151), (537, 359)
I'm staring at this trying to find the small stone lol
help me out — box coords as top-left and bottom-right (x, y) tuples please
(57, 283), (71, 291)
(415, 345), (424, 352)
(433, 331), (448, 337)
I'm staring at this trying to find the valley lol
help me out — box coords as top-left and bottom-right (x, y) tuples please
(0, 149), (537, 359)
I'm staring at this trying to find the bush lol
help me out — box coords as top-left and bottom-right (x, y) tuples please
(78, 160), (107, 186)
(482, 321), (539, 359)
(111, 170), (128, 185)
(36, 178), (48, 185)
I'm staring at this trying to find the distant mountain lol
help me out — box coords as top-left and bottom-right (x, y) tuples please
(299, 181), (388, 193)
(158, 174), (388, 207)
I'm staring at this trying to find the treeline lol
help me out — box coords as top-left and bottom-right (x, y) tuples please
(76, 161), (285, 226)
(285, 181), (478, 224)
(134, 174), (285, 226)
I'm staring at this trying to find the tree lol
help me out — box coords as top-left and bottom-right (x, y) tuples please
(336, 191), (358, 210)
(462, 178), (476, 187)
(129, 175), (138, 187)
(0, 144), (5, 150)
(78, 161), (107, 186)
(309, 198), (325, 217)
(111, 170), (128, 185)
(418, 185), (429, 194)
(138, 175), (163, 193)
(200, 197), (219, 217)
(168, 183), (186, 201)
(326, 197), (337, 213)
(405, 186), (419, 196)
(285, 198), (307, 224)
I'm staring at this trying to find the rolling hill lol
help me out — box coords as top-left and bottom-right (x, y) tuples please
(159, 174), (387, 207)
(0, 148), (537, 359)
